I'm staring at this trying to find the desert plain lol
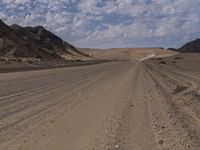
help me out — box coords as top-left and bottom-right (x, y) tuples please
(0, 48), (200, 150)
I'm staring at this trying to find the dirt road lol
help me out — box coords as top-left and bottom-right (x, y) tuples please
(0, 55), (200, 149)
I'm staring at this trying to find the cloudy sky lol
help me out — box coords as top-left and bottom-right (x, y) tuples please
(0, 0), (200, 48)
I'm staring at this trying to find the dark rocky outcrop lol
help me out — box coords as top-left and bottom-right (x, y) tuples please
(0, 19), (88, 61)
(177, 39), (200, 52)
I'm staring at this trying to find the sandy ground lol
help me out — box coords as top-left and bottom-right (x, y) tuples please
(0, 60), (109, 73)
(80, 48), (177, 60)
(0, 48), (200, 150)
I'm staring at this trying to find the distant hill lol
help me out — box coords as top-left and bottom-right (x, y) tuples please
(177, 39), (200, 52)
(0, 19), (89, 61)
(167, 48), (176, 51)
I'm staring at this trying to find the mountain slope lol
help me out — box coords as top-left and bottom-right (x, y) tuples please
(0, 19), (88, 61)
(178, 39), (200, 52)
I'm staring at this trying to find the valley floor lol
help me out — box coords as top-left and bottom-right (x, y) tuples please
(0, 54), (200, 150)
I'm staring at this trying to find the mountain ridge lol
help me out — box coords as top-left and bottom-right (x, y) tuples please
(0, 19), (89, 61)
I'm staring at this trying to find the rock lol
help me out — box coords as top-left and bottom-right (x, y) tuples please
(115, 144), (119, 148)
(158, 140), (164, 145)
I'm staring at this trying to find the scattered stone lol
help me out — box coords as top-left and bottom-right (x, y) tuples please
(115, 144), (119, 148)
(168, 114), (172, 118)
(171, 103), (175, 107)
(186, 144), (190, 148)
(158, 140), (164, 145)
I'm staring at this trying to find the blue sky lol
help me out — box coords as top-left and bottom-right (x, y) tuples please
(0, 0), (200, 48)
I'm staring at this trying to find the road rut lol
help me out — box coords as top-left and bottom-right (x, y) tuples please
(0, 59), (200, 150)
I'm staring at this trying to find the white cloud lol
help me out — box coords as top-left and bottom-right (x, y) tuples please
(0, 0), (200, 48)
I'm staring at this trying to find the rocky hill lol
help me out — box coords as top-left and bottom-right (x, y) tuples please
(177, 39), (200, 52)
(0, 19), (89, 61)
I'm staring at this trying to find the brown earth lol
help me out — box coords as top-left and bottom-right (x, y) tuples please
(0, 48), (200, 150)
(80, 47), (176, 60)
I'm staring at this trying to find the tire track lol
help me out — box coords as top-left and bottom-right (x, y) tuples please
(0, 62), (129, 145)
(145, 62), (200, 149)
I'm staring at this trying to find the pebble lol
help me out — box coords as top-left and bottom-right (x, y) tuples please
(158, 140), (164, 145)
(130, 104), (134, 107)
(115, 144), (119, 148)
(168, 114), (172, 118)
(186, 144), (190, 148)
